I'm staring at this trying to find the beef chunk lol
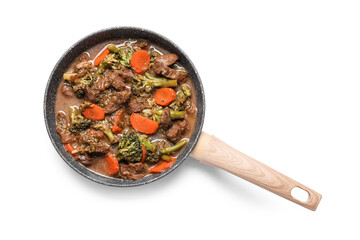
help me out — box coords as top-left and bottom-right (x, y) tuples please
(75, 61), (94, 70)
(127, 98), (145, 113)
(119, 163), (149, 180)
(106, 70), (126, 90)
(75, 61), (95, 78)
(113, 88), (132, 104)
(132, 40), (150, 52)
(60, 133), (76, 144)
(61, 83), (74, 97)
(85, 85), (100, 102)
(74, 153), (93, 166)
(78, 53), (90, 62)
(115, 66), (134, 82)
(95, 69), (127, 92)
(166, 119), (187, 142)
(94, 75), (111, 91)
(102, 88), (132, 114)
(56, 112), (68, 133)
(152, 54), (187, 81)
(86, 142), (110, 153)
(77, 130), (111, 154)
(56, 112), (76, 144)
(160, 107), (172, 129)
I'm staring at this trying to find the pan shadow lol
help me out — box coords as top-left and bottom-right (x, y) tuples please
(65, 151), (280, 208)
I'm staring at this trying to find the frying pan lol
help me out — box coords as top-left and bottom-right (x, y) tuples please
(44, 27), (322, 211)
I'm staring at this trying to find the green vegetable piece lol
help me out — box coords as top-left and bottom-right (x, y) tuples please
(181, 85), (191, 97)
(68, 106), (91, 134)
(116, 132), (143, 163)
(92, 120), (116, 143)
(141, 138), (156, 152)
(170, 111), (186, 119)
(160, 139), (189, 154)
(107, 44), (118, 53)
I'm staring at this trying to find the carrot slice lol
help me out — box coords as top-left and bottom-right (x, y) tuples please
(154, 88), (176, 106)
(105, 153), (119, 175)
(130, 50), (150, 75)
(94, 48), (110, 67)
(64, 143), (74, 155)
(141, 145), (146, 163)
(112, 112), (123, 134)
(82, 104), (105, 121)
(130, 113), (159, 134)
(149, 158), (176, 173)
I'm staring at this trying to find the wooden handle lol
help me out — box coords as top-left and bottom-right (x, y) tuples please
(190, 132), (322, 211)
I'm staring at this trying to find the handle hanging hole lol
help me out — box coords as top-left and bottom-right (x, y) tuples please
(291, 187), (309, 202)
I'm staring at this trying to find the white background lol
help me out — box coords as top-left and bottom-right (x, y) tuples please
(1, 0), (359, 239)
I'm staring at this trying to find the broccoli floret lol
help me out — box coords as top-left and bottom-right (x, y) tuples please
(68, 106), (91, 134)
(107, 44), (134, 67)
(63, 72), (92, 99)
(135, 133), (162, 164)
(132, 72), (177, 97)
(92, 120), (116, 144)
(117, 46), (134, 67)
(116, 132), (143, 163)
(96, 45), (134, 74)
(169, 85), (192, 111)
(150, 50), (161, 63)
(145, 151), (161, 164)
(96, 54), (119, 74)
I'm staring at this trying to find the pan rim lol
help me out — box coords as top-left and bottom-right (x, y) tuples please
(44, 26), (205, 187)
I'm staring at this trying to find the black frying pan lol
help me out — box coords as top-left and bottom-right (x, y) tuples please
(44, 27), (321, 210)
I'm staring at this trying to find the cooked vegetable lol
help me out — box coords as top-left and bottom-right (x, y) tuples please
(169, 85), (192, 111)
(106, 44), (134, 67)
(145, 151), (161, 164)
(132, 72), (177, 95)
(82, 103), (105, 121)
(117, 46), (134, 67)
(155, 87), (176, 106)
(116, 132), (143, 163)
(64, 72), (93, 99)
(63, 73), (78, 81)
(96, 46), (134, 74)
(130, 50), (150, 75)
(182, 85), (191, 97)
(137, 135), (157, 152)
(68, 106), (91, 134)
(64, 143), (75, 155)
(105, 153), (119, 175)
(112, 111), (123, 134)
(143, 109), (186, 120)
(160, 139), (189, 154)
(92, 120), (116, 143)
(161, 155), (172, 161)
(130, 113), (159, 134)
(141, 145), (146, 163)
(94, 48), (110, 66)
(149, 157), (176, 173)
(88, 129), (104, 139)
(107, 44), (118, 53)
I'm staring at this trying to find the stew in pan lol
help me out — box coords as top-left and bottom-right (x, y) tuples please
(55, 39), (197, 180)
